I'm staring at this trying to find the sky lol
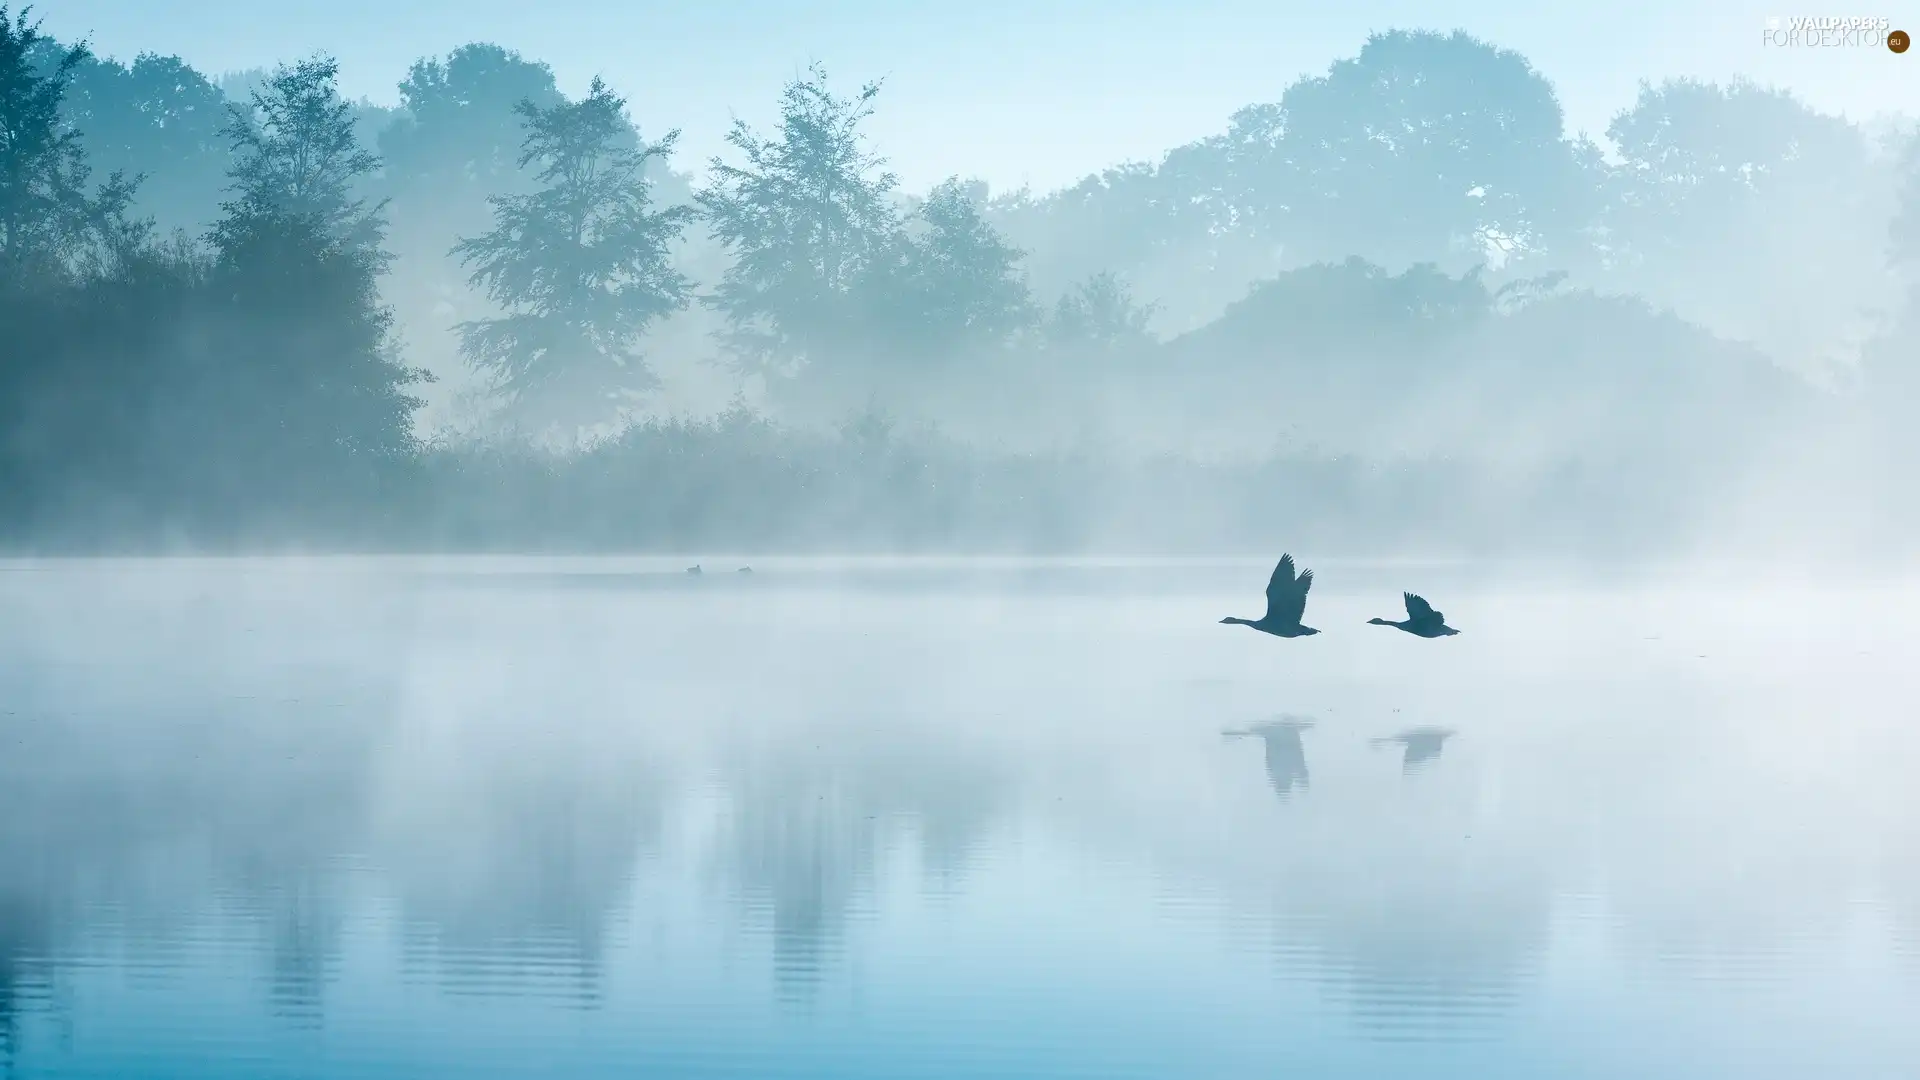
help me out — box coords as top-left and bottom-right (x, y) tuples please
(35, 0), (1920, 195)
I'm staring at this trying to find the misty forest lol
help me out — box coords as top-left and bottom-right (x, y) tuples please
(2, 6), (1915, 556)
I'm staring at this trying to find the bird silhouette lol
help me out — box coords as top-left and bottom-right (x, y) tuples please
(737, 567), (753, 574)
(686, 565), (703, 575)
(1371, 727), (1456, 772)
(1224, 718), (1314, 800)
(1368, 592), (1459, 637)
(1220, 554), (1320, 637)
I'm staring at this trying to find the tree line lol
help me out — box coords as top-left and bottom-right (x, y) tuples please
(1, 6), (1912, 553)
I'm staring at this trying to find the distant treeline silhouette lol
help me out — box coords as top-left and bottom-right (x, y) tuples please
(1, 8), (1914, 553)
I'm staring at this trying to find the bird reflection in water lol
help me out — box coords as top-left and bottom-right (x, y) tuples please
(1372, 727), (1456, 773)
(1223, 717), (1315, 801)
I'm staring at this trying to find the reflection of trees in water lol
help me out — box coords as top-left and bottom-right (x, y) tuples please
(382, 762), (662, 1008)
(1865, 722), (1920, 978)
(1579, 697), (1893, 991)
(369, 657), (670, 1008)
(1264, 883), (1543, 1043)
(1100, 723), (1558, 1043)
(715, 722), (1009, 1003)
(0, 646), (396, 1033)
(7, 580), (1918, 1057)
(0, 645), (69, 1064)
(232, 877), (336, 1028)
(735, 778), (867, 1002)
(0, 896), (54, 1074)
(1260, 793), (1552, 1043)
(0, 615), (681, 1018)
(214, 695), (387, 1027)
(1887, 825), (1920, 979)
(1237, 688), (1920, 1039)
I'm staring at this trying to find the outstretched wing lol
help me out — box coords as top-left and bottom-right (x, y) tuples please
(1265, 554), (1312, 625)
(1404, 592), (1440, 623)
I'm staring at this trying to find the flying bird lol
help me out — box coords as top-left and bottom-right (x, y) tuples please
(1368, 592), (1459, 637)
(1220, 554), (1321, 637)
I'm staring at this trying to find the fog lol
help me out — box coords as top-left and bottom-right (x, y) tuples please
(3, 557), (1918, 1075)
(0, 12), (1912, 560)
(7, 9), (1920, 1073)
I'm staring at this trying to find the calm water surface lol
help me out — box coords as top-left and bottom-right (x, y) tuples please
(1, 556), (1917, 1078)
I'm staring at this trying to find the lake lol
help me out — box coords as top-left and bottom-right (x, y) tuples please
(2, 556), (1917, 1079)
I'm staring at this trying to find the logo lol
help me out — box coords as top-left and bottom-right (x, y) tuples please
(1761, 15), (1896, 46)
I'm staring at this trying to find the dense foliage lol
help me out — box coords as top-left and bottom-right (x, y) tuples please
(1, 7), (1912, 554)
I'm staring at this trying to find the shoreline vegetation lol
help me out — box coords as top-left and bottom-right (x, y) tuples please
(1, 11), (1914, 558)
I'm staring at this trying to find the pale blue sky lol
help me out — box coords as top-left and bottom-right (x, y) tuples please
(37, 0), (1920, 193)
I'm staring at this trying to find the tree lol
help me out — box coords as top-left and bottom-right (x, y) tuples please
(867, 177), (1036, 360)
(990, 160), (1210, 301)
(50, 49), (231, 234)
(1892, 129), (1920, 275)
(216, 55), (386, 256)
(370, 45), (569, 426)
(1269, 31), (1594, 274)
(1602, 78), (1894, 372)
(187, 54), (426, 525)
(985, 32), (1599, 337)
(0, 4), (151, 530)
(1858, 128), (1920, 461)
(694, 63), (902, 389)
(380, 44), (564, 208)
(1170, 103), (1289, 252)
(1045, 271), (1156, 354)
(377, 42), (697, 246)
(1172, 258), (1488, 370)
(192, 212), (425, 518)
(451, 77), (693, 433)
(0, 5), (139, 282)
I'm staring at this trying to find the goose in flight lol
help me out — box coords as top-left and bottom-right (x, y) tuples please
(1220, 554), (1321, 638)
(1368, 592), (1459, 637)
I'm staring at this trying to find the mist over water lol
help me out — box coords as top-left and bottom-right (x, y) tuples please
(5, 1), (1920, 1073)
(3, 557), (1917, 1078)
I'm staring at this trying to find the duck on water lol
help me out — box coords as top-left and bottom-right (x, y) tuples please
(1369, 592), (1460, 637)
(1220, 554), (1320, 638)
